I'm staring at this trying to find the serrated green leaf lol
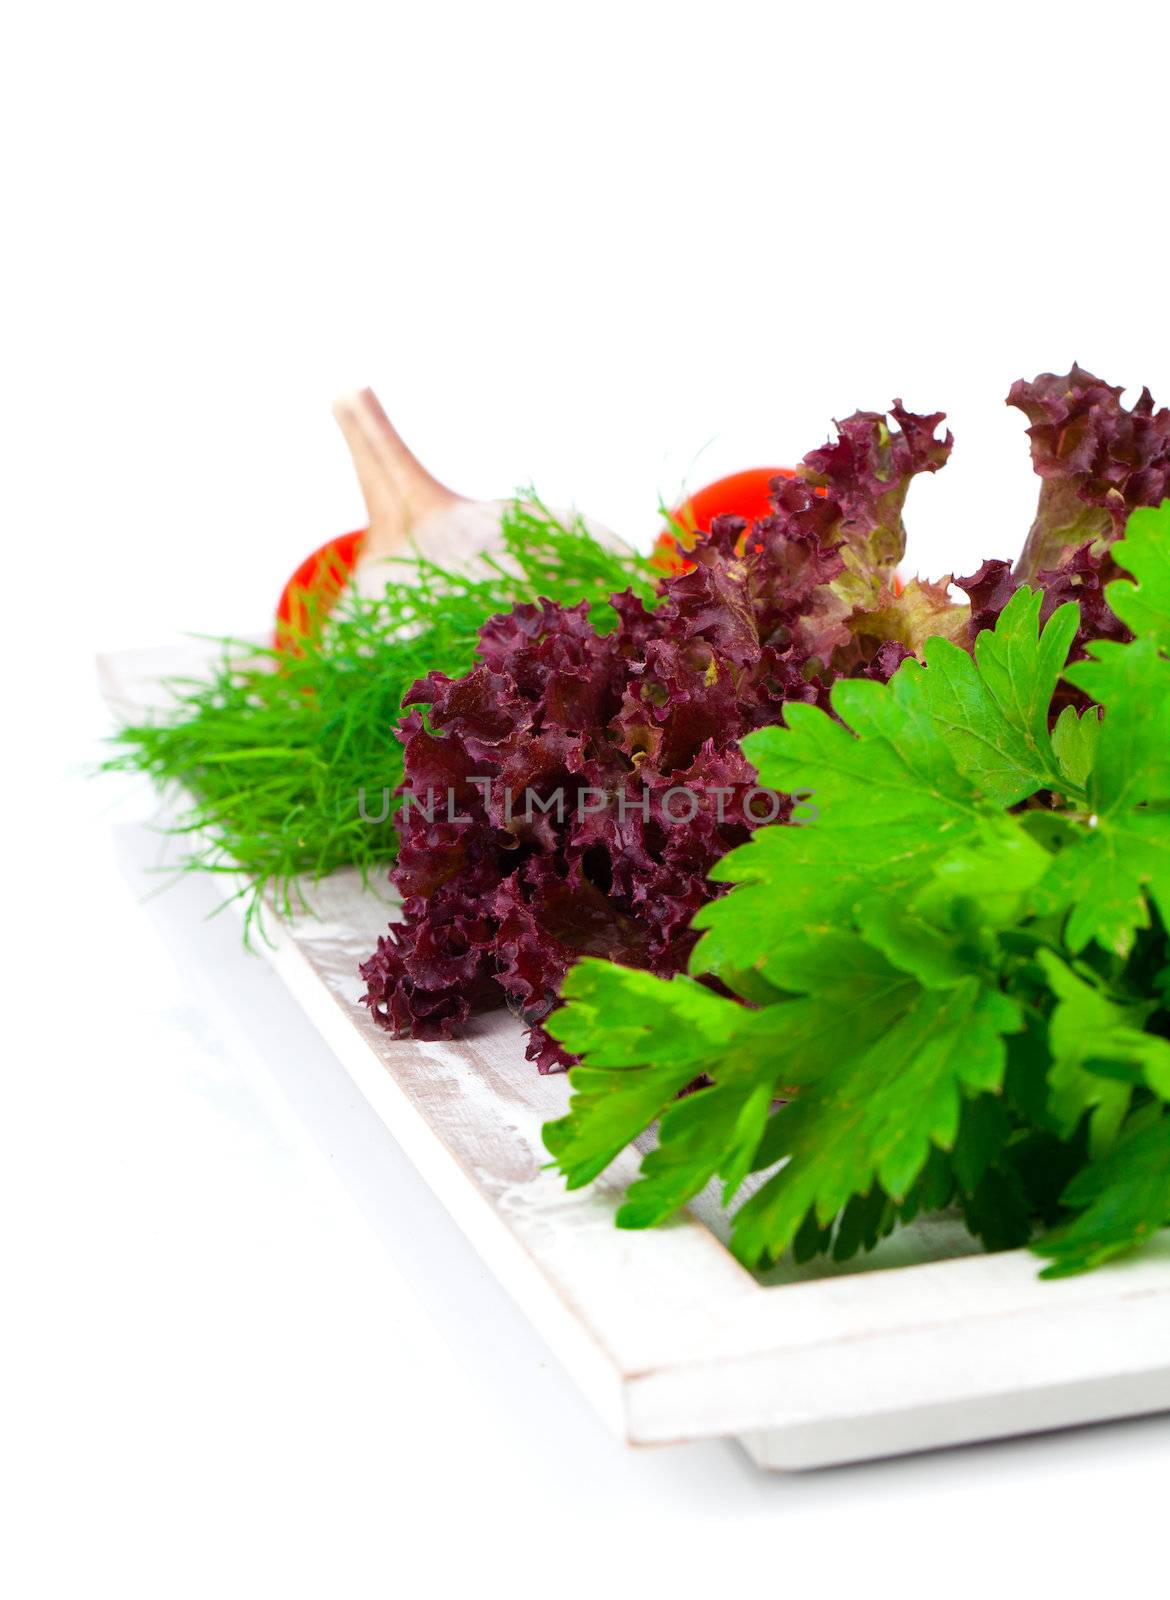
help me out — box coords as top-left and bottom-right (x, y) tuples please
(542, 964), (754, 1188)
(910, 814), (1053, 932)
(692, 682), (988, 984)
(615, 1080), (773, 1229)
(1107, 500), (1170, 649)
(1035, 951), (1163, 1152)
(1039, 636), (1170, 955)
(1051, 704), (1101, 792)
(905, 586), (1078, 805)
(693, 594), (1075, 985)
(1035, 1110), (1170, 1276)
(856, 893), (984, 989)
(1041, 950), (1170, 1100)
(545, 941), (917, 1209)
(1068, 636), (1170, 809)
(729, 980), (1022, 1268)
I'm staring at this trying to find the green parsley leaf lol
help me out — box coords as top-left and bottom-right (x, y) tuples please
(1107, 500), (1170, 648)
(544, 937), (918, 1208)
(1039, 637), (1170, 955)
(907, 587), (1079, 805)
(730, 980), (1020, 1268)
(1035, 950), (1170, 1152)
(1035, 1110), (1170, 1276)
(1051, 704), (1101, 792)
(542, 964), (757, 1190)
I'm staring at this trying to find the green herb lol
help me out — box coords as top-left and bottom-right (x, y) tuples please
(105, 499), (656, 938)
(543, 500), (1170, 1277)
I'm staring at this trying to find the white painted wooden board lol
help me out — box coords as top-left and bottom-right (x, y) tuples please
(100, 643), (1170, 1471)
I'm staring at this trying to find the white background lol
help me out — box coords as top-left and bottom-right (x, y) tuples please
(4, 2), (1169, 1595)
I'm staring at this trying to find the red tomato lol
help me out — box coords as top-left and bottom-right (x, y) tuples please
(275, 528), (366, 645)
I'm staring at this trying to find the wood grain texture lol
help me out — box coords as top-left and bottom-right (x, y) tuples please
(100, 642), (1170, 1471)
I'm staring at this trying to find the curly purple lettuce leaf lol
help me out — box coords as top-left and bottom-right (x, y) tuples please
(1010, 364), (1170, 580)
(788, 402), (957, 664)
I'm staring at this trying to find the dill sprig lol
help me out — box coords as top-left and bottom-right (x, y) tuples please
(105, 499), (657, 938)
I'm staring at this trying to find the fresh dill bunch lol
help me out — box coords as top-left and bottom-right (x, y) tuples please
(105, 498), (657, 938)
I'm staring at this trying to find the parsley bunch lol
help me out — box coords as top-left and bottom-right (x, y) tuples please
(543, 501), (1170, 1278)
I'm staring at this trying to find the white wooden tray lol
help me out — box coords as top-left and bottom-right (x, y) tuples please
(100, 643), (1170, 1470)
